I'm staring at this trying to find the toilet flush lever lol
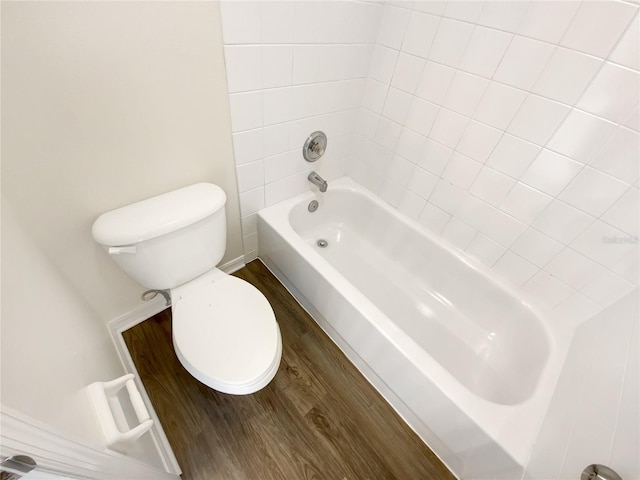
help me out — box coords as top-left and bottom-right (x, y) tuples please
(108, 246), (137, 255)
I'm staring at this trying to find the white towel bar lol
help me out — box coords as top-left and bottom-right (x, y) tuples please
(87, 374), (153, 450)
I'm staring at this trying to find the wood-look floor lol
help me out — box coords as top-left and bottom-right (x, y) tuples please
(123, 260), (455, 480)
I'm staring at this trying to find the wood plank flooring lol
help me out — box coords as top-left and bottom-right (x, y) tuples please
(123, 260), (455, 480)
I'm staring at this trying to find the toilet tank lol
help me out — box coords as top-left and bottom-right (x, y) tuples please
(92, 183), (227, 290)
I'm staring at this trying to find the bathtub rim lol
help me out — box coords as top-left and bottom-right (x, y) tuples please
(258, 176), (572, 467)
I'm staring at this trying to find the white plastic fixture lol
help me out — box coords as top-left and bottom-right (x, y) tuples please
(87, 374), (153, 450)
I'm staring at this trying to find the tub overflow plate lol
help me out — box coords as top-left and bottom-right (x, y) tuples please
(316, 239), (328, 248)
(308, 200), (319, 212)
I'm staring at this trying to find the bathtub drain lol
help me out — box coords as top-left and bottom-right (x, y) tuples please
(316, 239), (328, 248)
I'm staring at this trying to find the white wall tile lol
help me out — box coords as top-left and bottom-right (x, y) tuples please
(577, 62), (640, 123)
(369, 45), (399, 84)
(264, 150), (301, 184)
(551, 292), (601, 327)
(387, 155), (415, 186)
(442, 152), (483, 189)
(233, 129), (264, 165)
(517, 1), (580, 44)
(236, 160), (264, 193)
(428, 18), (474, 67)
(532, 47), (602, 105)
(241, 213), (258, 237)
(560, 0), (637, 58)
(374, 117), (402, 150)
(547, 109), (617, 164)
(611, 248), (639, 285)
(418, 202), (451, 234)
(499, 181), (553, 224)
(229, 91), (263, 132)
(559, 166), (629, 217)
(465, 233), (507, 267)
(405, 98), (438, 136)
(459, 26), (512, 79)
(391, 53), (425, 94)
(396, 127), (426, 164)
(379, 178), (405, 206)
(476, 204), (527, 247)
(469, 167), (515, 206)
(383, 87), (413, 124)
(292, 45), (319, 85)
(520, 149), (583, 196)
(602, 187), (639, 237)
(401, 11), (439, 59)
(220, 1), (262, 44)
(414, 1), (447, 16)
(610, 14), (640, 71)
(416, 61), (456, 105)
(377, 4), (411, 49)
(511, 228), (564, 267)
(356, 108), (380, 139)
(473, 81), (527, 130)
(262, 123), (289, 158)
(580, 269), (636, 307)
(239, 186), (264, 216)
(397, 190), (426, 220)
(493, 251), (538, 286)
(362, 79), (388, 113)
(262, 46), (293, 89)
(522, 270), (574, 309)
(532, 199), (595, 245)
(494, 36), (555, 91)
(486, 134), (540, 179)
(507, 95), (570, 146)
(571, 220), (637, 269)
(544, 247), (604, 290)
(456, 120), (502, 163)
(429, 108), (469, 148)
(261, 1), (295, 44)
(589, 127), (640, 184)
(442, 71), (489, 117)
(264, 171), (308, 206)
(444, 1), (485, 24)
(418, 139), (453, 175)
(224, 46), (262, 93)
(442, 217), (477, 250)
(429, 180), (471, 215)
(623, 103), (640, 132)
(477, 1), (529, 33)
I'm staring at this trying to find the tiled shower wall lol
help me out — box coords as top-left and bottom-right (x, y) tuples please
(350, 0), (639, 322)
(221, 0), (639, 322)
(220, 1), (383, 261)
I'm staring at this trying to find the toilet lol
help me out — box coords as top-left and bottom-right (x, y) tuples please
(92, 183), (282, 395)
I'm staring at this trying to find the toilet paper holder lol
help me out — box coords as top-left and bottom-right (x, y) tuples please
(87, 374), (153, 450)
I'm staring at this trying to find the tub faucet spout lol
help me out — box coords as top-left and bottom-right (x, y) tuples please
(308, 171), (328, 192)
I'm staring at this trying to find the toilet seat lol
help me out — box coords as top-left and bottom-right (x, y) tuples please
(171, 269), (282, 395)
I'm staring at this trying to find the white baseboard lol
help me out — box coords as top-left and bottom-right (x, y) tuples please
(106, 253), (249, 476)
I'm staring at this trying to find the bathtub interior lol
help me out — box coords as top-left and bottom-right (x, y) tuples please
(258, 177), (566, 478)
(289, 186), (550, 406)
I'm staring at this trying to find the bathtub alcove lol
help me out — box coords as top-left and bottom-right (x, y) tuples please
(258, 177), (567, 479)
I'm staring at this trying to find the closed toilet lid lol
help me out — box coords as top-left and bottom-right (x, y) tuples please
(171, 270), (281, 395)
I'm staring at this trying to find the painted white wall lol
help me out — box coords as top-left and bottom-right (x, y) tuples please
(1, 201), (163, 469)
(2, 0), (242, 323)
(526, 289), (639, 480)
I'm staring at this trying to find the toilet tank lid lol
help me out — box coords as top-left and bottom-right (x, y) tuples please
(92, 183), (226, 246)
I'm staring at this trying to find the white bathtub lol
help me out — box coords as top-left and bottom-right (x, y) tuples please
(258, 177), (563, 479)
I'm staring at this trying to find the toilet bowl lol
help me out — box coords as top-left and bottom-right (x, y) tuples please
(92, 183), (281, 395)
(171, 268), (282, 394)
